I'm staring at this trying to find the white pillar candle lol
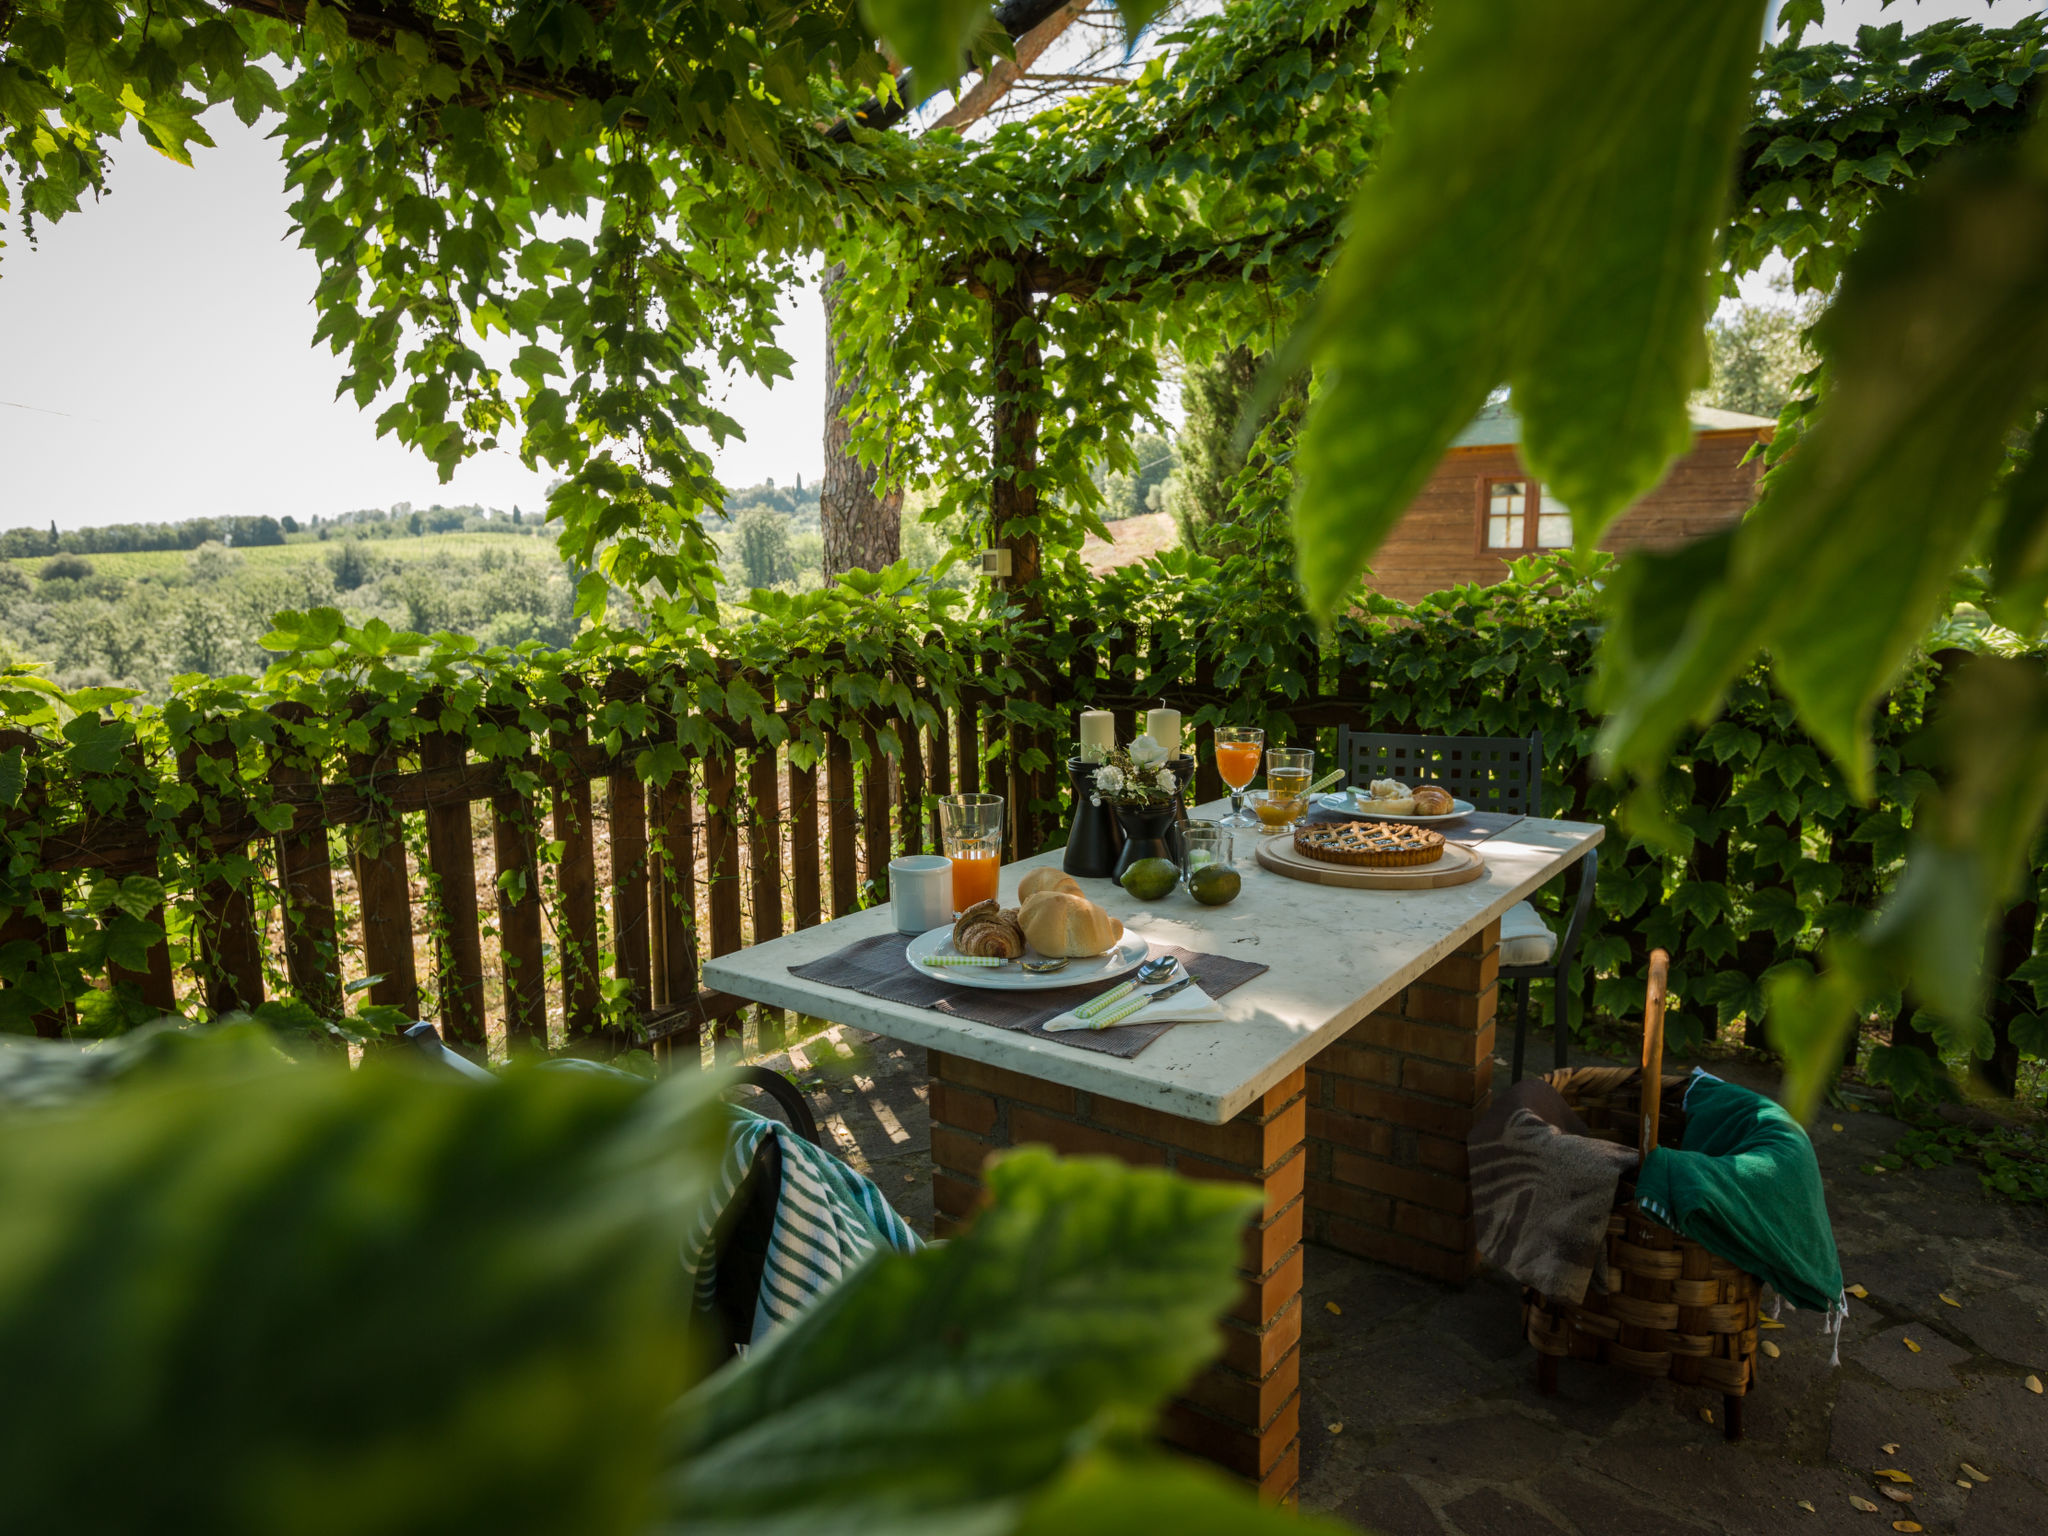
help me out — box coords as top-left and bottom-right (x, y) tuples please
(1146, 707), (1182, 758)
(1079, 709), (1115, 755)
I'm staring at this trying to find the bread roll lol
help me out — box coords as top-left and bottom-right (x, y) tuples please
(1018, 892), (1124, 958)
(1367, 795), (1417, 816)
(1018, 868), (1084, 902)
(1410, 785), (1455, 816)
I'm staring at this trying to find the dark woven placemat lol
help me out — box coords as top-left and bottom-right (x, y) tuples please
(1303, 803), (1527, 847)
(788, 933), (1268, 1059)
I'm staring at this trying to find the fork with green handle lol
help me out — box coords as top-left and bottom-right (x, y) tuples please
(1046, 975), (1195, 1032)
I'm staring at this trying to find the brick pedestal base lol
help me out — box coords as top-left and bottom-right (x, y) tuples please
(928, 1051), (1308, 1504)
(1303, 918), (1500, 1284)
(922, 919), (1501, 1503)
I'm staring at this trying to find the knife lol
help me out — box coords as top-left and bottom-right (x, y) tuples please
(1048, 975), (1196, 1032)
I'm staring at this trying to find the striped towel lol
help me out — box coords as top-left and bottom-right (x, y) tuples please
(682, 1105), (921, 1344)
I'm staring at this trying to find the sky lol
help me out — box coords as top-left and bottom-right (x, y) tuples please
(0, 0), (2039, 532)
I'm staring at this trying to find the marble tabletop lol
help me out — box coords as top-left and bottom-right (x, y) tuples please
(702, 799), (1603, 1125)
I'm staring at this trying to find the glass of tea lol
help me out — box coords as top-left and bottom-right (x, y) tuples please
(1266, 746), (1314, 804)
(1215, 726), (1264, 828)
(938, 793), (1005, 912)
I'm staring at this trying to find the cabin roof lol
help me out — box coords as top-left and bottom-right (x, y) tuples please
(1448, 400), (1776, 450)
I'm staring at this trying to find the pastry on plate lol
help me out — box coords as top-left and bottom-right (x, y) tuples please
(1410, 784), (1456, 816)
(952, 898), (1025, 958)
(1018, 891), (1124, 957)
(1360, 777), (1416, 816)
(1294, 820), (1446, 868)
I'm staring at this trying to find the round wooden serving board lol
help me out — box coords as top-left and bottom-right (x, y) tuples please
(1255, 833), (1485, 890)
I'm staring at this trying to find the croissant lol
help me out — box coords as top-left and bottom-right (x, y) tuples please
(953, 899), (1025, 959)
(1410, 784), (1455, 816)
(1018, 868), (1084, 903)
(1018, 892), (1124, 958)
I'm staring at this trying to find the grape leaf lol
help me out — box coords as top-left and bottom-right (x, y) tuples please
(1290, 0), (1769, 623)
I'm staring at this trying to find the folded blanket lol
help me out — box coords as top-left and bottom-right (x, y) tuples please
(1469, 1080), (1641, 1303)
(682, 1105), (921, 1343)
(1635, 1071), (1844, 1318)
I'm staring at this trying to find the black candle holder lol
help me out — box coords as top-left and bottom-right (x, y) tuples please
(1061, 757), (1125, 879)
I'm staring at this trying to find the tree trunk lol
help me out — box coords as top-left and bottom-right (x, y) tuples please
(820, 260), (903, 577)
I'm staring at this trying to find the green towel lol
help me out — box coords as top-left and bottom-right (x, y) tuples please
(1634, 1071), (1844, 1316)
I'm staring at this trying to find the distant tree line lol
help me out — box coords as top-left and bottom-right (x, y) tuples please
(0, 515), (289, 558)
(0, 502), (544, 560)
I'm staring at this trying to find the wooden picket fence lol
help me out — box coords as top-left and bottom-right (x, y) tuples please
(2, 629), (1444, 1060)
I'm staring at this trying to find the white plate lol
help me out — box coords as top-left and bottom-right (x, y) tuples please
(904, 925), (1151, 990)
(1315, 790), (1476, 824)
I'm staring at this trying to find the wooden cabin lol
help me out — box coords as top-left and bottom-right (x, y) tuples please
(1363, 402), (1775, 604)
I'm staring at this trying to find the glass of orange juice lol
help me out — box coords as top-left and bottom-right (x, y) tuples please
(1215, 726), (1264, 828)
(939, 793), (1005, 913)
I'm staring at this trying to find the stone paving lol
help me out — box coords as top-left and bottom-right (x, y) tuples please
(751, 1024), (2048, 1536)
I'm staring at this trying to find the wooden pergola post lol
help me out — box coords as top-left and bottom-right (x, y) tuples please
(989, 273), (1044, 601)
(988, 273), (1052, 851)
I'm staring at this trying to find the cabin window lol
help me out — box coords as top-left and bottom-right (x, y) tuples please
(1481, 479), (1573, 552)
(1484, 481), (1527, 550)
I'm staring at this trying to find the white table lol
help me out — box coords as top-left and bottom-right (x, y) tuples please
(704, 803), (1601, 1124)
(704, 802), (1601, 1504)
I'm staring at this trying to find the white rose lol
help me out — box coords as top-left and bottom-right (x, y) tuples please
(1093, 764), (1126, 795)
(1154, 767), (1177, 793)
(1128, 734), (1168, 769)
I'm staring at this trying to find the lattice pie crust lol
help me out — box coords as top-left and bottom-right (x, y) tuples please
(1293, 820), (1447, 868)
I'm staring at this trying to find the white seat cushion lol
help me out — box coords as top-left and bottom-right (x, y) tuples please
(1499, 900), (1557, 967)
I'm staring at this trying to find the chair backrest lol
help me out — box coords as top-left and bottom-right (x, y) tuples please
(1334, 729), (1544, 816)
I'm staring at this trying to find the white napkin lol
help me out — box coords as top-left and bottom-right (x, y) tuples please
(1042, 980), (1224, 1033)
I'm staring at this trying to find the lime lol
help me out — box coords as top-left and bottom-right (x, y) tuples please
(1119, 857), (1181, 901)
(1188, 863), (1242, 907)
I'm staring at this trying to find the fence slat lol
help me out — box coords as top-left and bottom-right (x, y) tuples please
(789, 746), (822, 931)
(862, 725), (890, 900)
(419, 729), (486, 1048)
(704, 751), (744, 958)
(927, 694), (952, 852)
(650, 776), (698, 1011)
(827, 728), (858, 920)
(551, 721), (602, 1042)
(349, 739), (418, 1017)
(748, 745), (787, 1047)
(493, 787), (547, 1050)
(956, 689), (981, 798)
(183, 743), (264, 1016)
(271, 734), (340, 1020)
(608, 769), (651, 1022)
(899, 710), (926, 857)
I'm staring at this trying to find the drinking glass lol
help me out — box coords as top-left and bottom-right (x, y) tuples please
(1266, 746), (1314, 803)
(1182, 821), (1230, 880)
(938, 793), (1004, 913)
(1215, 726), (1264, 829)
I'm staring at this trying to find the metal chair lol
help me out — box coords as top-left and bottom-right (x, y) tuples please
(1334, 729), (1598, 1081)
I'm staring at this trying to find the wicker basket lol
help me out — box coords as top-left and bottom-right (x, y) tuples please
(1518, 952), (1763, 1440)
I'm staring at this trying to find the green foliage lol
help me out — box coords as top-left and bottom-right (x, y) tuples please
(732, 508), (798, 591)
(1285, 0), (2048, 1118)
(0, 1032), (720, 1534)
(671, 1148), (1321, 1532)
(1292, 0), (1769, 622)
(1703, 287), (1820, 419)
(1864, 1117), (2048, 1204)
(0, 1031), (1333, 1533)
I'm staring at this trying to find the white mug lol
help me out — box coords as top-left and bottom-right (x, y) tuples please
(890, 854), (954, 933)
